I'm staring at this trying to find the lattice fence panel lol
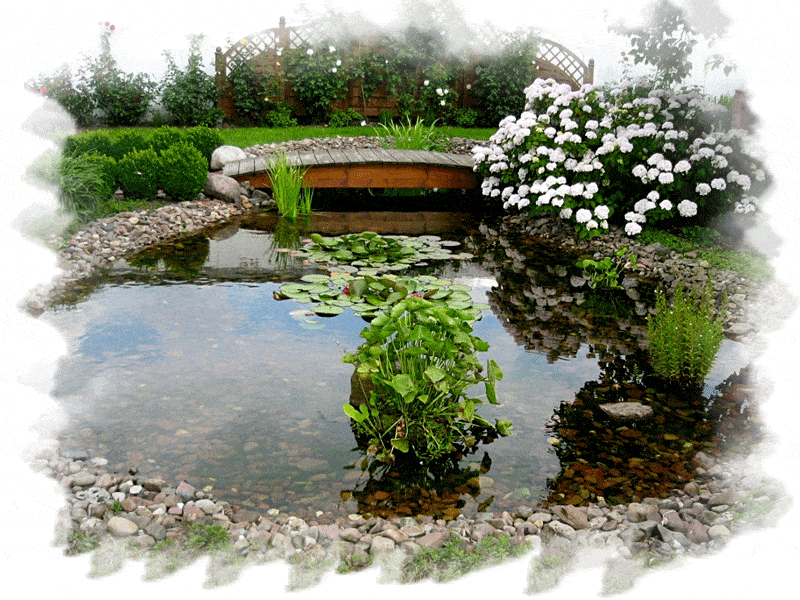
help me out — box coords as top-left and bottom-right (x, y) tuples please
(536, 39), (587, 86)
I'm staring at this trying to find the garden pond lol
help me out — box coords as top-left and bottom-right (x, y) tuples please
(41, 210), (762, 522)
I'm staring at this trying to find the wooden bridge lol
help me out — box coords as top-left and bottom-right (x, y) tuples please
(223, 148), (479, 189)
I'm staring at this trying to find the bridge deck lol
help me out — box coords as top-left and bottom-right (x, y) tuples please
(222, 148), (479, 189)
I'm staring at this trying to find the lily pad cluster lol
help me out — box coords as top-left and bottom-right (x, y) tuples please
(274, 272), (489, 319)
(291, 232), (470, 271)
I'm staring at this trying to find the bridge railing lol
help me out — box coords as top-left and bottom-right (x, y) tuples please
(215, 17), (594, 122)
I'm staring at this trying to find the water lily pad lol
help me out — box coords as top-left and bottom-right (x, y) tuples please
(313, 305), (345, 316)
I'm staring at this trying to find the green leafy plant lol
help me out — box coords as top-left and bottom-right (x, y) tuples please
(157, 141), (208, 201)
(183, 126), (224, 163)
(263, 102), (298, 127)
(576, 246), (636, 290)
(160, 34), (219, 126)
(328, 108), (364, 127)
(267, 152), (313, 220)
(647, 281), (726, 384)
(375, 116), (444, 150)
(342, 296), (511, 464)
(284, 43), (348, 122)
(470, 31), (538, 126)
(29, 63), (95, 126)
(116, 147), (161, 200)
(226, 58), (280, 124)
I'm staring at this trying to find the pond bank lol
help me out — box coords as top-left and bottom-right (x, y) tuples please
(24, 137), (794, 584)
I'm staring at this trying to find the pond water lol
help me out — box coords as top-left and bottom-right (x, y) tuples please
(42, 211), (758, 521)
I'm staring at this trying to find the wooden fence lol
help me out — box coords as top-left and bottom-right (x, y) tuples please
(215, 17), (594, 122)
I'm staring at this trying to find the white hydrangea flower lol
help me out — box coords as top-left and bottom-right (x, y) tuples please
(647, 190), (660, 201)
(559, 208), (573, 219)
(677, 199), (698, 217)
(696, 183), (711, 196)
(711, 178), (726, 190)
(674, 160), (691, 173)
(632, 164), (647, 178)
(625, 221), (643, 236)
(658, 172), (674, 184)
(659, 200), (673, 211)
(575, 208), (592, 223)
(586, 220), (598, 230)
(594, 204), (610, 220)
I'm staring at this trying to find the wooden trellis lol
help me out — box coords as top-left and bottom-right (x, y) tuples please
(214, 16), (594, 121)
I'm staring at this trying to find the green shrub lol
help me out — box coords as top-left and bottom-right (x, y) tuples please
(226, 59), (278, 124)
(284, 43), (348, 122)
(157, 142), (208, 201)
(110, 130), (153, 161)
(64, 130), (115, 158)
(92, 70), (157, 126)
(184, 126), (224, 163)
(150, 127), (185, 155)
(328, 108), (364, 127)
(160, 35), (219, 126)
(116, 148), (161, 200)
(29, 63), (95, 127)
(263, 102), (298, 127)
(342, 296), (511, 464)
(646, 282), (725, 385)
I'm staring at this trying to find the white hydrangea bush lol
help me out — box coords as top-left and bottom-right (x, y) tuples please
(472, 77), (768, 238)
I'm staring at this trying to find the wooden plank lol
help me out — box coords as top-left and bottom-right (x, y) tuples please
(340, 148), (369, 165)
(354, 147), (384, 163)
(294, 151), (320, 166)
(313, 149), (338, 165)
(381, 149), (417, 164)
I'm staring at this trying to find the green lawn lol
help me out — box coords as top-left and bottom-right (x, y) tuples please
(219, 126), (494, 148)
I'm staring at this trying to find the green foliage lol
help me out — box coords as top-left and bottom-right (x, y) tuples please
(57, 151), (116, 215)
(376, 116), (444, 150)
(576, 247), (637, 290)
(109, 130), (153, 161)
(184, 523), (231, 551)
(470, 31), (538, 126)
(184, 126), (224, 163)
(328, 108), (364, 128)
(609, 0), (733, 87)
(65, 530), (100, 556)
(284, 43), (348, 122)
(149, 127), (185, 154)
(157, 141), (208, 201)
(226, 58), (279, 124)
(450, 108), (478, 127)
(400, 534), (530, 583)
(29, 63), (95, 126)
(342, 296), (510, 464)
(262, 102), (298, 127)
(160, 35), (219, 126)
(647, 281), (725, 384)
(267, 152), (312, 220)
(116, 147), (161, 200)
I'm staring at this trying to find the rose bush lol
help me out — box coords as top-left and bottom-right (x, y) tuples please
(472, 76), (769, 238)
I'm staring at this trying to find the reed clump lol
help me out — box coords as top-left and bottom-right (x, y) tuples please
(267, 152), (313, 220)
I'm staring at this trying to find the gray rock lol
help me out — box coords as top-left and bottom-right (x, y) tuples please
(370, 535), (396, 554)
(107, 516), (139, 537)
(551, 505), (590, 530)
(71, 471), (97, 487)
(205, 173), (247, 204)
(210, 145), (248, 171)
(599, 402), (654, 421)
(544, 520), (577, 540)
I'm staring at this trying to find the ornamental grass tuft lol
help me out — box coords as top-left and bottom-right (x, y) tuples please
(647, 281), (726, 385)
(267, 152), (313, 220)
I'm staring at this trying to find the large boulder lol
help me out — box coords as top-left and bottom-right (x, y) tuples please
(205, 172), (248, 205)
(210, 145), (248, 171)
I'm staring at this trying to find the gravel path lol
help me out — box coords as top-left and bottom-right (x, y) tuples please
(24, 136), (794, 584)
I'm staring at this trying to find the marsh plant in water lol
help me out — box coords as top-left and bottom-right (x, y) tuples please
(267, 152), (313, 220)
(647, 281), (725, 385)
(342, 296), (511, 464)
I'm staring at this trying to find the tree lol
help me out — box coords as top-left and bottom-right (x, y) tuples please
(609, 0), (734, 87)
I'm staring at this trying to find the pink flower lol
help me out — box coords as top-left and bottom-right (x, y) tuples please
(39, 86), (47, 95)
(343, 284), (350, 295)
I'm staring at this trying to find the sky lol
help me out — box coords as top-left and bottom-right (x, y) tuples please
(2, 1), (799, 599)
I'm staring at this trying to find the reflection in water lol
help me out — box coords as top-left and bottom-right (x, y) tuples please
(41, 212), (758, 519)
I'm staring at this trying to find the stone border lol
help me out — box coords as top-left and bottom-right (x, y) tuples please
(25, 137), (792, 586)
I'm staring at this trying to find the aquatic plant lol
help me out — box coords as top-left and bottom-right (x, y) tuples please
(274, 272), (489, 320)
(342, 295), (511, 464)
(576, 246), (637, 290)
(647, 281), (725, 384)
(267, 152), (313, 220)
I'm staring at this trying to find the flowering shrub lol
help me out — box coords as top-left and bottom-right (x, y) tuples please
(472, 77), (769, 238)
(30, 64), (95, 126)
(284, 43), (348, 122)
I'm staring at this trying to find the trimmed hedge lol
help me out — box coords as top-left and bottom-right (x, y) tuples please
(158, 142), (208, 201)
